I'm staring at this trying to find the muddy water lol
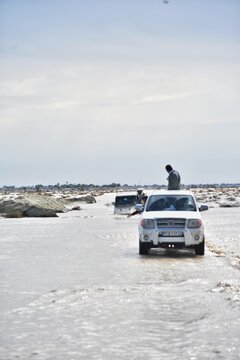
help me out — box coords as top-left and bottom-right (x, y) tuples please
(0, 193), (240, 360)
(204, 207), (240, 270)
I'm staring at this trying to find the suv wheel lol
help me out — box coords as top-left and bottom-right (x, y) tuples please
(139, 240), (149, 255)
(195, 238), (205, 256)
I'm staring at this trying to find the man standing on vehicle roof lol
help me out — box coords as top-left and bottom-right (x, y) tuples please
(165, 165), (181, 190)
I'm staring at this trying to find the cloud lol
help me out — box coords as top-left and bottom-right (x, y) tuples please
(130, 92), (195, 105)
(0, 78), (47, 97)
(49, 100), (80, 110)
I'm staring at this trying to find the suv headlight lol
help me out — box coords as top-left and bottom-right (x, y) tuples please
(141, 219), (155, 229)
(187, 219), (202, 228)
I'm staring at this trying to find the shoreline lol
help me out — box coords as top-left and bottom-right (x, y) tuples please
(0, 187), (239, 218)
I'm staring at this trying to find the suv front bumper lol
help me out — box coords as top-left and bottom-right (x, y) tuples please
(139, 227), (204, 246)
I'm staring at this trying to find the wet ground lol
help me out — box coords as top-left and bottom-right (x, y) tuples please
(0, 193), (240, 360)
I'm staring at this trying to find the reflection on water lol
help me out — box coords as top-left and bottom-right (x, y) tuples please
(0, 194), (239, 359)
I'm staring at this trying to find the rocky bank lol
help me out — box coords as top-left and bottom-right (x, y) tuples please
(0, 192), (97, 218)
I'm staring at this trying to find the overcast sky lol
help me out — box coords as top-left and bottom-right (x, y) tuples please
(0, 0), (239, 186)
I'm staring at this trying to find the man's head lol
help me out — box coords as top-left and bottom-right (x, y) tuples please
(137, 188), (143, 194)
(165, 164), (173, 173)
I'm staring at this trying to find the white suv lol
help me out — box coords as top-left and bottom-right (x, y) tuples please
(137, 190), (208, 256)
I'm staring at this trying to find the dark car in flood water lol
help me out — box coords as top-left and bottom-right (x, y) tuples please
(114, 194), (137, 215)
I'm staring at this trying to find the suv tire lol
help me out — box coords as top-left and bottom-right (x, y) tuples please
(195, 238), (205, 256)
(139, 240), (149, 255)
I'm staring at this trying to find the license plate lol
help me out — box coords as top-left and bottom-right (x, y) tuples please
(159, 231), (184, 237)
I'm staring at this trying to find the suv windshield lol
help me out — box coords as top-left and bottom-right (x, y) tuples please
(146, 195), (196, 212)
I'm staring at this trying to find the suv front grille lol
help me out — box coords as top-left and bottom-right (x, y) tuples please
(156, 218), (186, 228)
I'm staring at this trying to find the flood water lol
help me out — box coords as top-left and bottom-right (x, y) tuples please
(0, 193), (240, 360)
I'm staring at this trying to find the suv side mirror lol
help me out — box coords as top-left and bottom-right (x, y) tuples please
(134, 204), (143, 212)
(199, 204), (208, 212)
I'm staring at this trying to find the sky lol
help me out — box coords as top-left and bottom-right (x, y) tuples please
(0, 0), (239, 186)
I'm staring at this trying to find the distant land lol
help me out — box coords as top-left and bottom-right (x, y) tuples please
(0, 182), (239, 193)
